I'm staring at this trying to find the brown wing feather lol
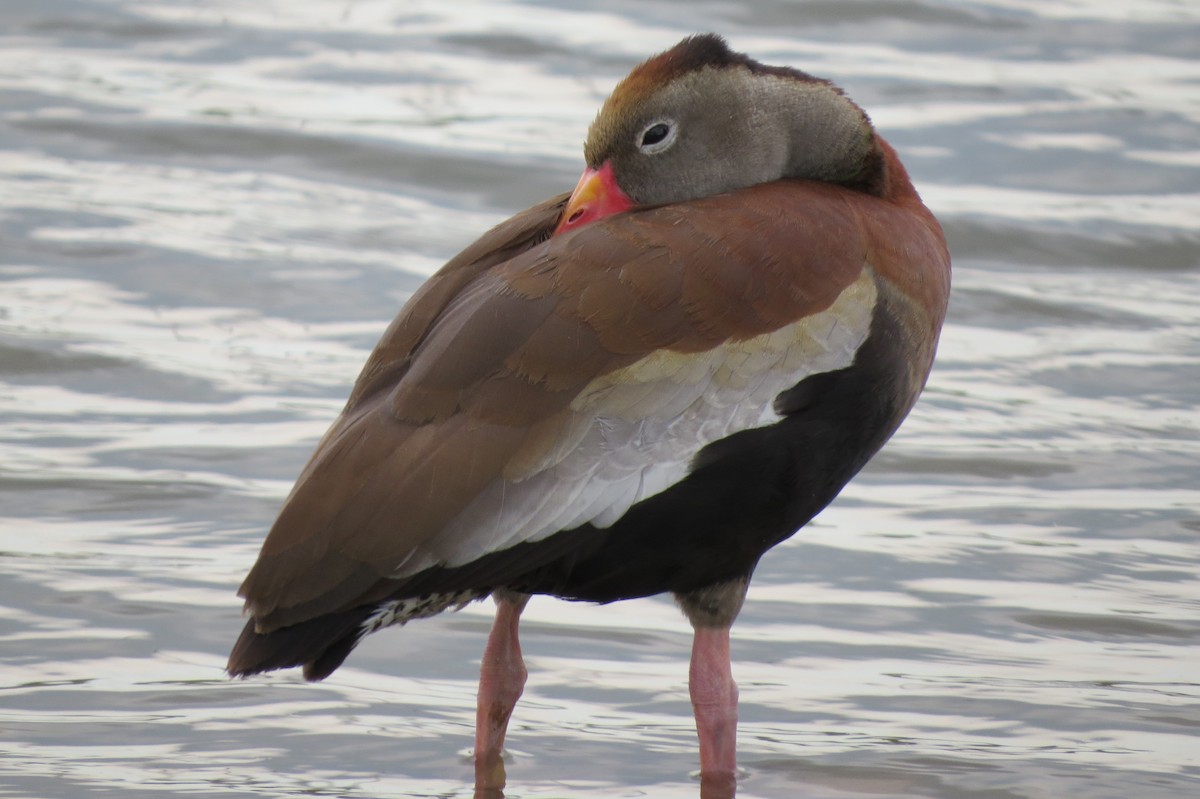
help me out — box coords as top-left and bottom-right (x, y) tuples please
(342, 192), (571, 410)
(238, 176), (936, 631)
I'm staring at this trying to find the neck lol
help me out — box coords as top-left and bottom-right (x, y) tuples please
(759, 77), (881, 193)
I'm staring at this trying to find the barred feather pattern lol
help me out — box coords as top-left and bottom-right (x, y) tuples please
(357, 590), (487, 642)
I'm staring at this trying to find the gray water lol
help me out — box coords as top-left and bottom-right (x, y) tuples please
(1, 2), (1198, 797)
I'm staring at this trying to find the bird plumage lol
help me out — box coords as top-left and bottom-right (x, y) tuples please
(228, 33), (950, 787)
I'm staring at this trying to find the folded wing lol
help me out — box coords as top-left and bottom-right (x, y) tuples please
(239, 180), (910, 632)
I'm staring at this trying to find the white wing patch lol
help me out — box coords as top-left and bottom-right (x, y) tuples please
(401, 269), (879, 575)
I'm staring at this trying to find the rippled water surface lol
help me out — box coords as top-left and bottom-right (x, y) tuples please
(2, 1), (1198, 797)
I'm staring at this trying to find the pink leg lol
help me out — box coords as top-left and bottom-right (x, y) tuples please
(474, 592), (529, 790)
(689, 625), (738, 779)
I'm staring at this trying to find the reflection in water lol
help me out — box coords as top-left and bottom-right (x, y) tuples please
(700, 773), (737, 799)
(0, 1), (1198, 798)
(472, 758), (738, 799)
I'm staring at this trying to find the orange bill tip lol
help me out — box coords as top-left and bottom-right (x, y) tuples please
(554, 161), (635, 235)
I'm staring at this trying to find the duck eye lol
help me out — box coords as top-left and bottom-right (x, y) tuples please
(642, 123), (670, 146)
(637, 120), (677, 153)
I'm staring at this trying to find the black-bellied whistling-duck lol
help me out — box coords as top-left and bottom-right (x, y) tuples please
(229, 34), (951, 789)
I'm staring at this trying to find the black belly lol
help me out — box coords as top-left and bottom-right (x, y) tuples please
(396, 295), (913, 604)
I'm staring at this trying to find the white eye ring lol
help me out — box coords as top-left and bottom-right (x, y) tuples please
(637, 119), (678, 154)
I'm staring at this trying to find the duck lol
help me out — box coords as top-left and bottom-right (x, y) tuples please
(228, 33), (951, 789)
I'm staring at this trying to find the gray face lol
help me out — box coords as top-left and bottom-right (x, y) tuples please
(585, 66), (876, 207)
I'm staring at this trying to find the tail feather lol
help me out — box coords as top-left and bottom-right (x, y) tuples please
(227, 606), (373, 682)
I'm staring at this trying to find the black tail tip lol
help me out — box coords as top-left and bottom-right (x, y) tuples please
(227, 609), (370, 682)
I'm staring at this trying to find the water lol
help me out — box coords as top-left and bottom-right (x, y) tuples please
(1, 1), (1197, 797)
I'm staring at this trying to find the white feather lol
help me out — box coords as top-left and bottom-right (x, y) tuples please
(395, 270), (879, 576)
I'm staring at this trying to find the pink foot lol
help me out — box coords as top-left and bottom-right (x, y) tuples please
(474, 592), (529, 790)
(689, 625), (738, 779)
